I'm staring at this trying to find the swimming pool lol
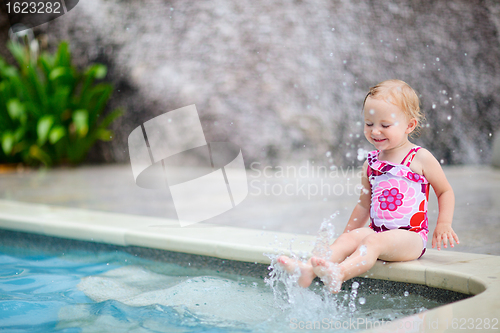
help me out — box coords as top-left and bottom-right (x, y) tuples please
(0, 199), (498, 332)
(0, 230), (469, 332)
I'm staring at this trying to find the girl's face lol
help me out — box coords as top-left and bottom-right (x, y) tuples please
(363, 97), (416, 151)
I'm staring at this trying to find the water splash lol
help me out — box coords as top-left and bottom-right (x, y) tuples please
(311, 213), (338, 260)
(348, 281), (360, 312)
(265, 254), (342, 325)
(264, 214), (341, 321)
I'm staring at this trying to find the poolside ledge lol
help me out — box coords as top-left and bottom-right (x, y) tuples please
(0, 199), (498, 332)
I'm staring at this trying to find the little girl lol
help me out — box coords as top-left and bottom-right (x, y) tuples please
(278, 79), (459, 293)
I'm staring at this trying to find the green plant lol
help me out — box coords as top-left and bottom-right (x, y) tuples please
(0, 40), (123, 166)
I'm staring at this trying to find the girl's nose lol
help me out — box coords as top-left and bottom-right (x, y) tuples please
(372, 128), (381, 135)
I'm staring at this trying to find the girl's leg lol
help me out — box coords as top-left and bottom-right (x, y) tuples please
(277, 228), (374, 287)
(326, 228), (375, 264)
(312, 229), (423, 293)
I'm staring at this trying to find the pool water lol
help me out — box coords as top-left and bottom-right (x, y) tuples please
(0, 244), (270, 332)
(0, 232), (467, 333)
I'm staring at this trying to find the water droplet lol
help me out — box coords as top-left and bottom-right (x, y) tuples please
(331, 28), (335, 31)
(404, 291), (409, 297)
(436, 57), (440, 62)
(359, 297), (366, 304)
(352, 281), (360, 289)
(432, 104), (436, 109)
(369, 109), (375, 114)
(326, 151), (331, 157)
(359, 245), (367, 256)
(447, 115), (451, 120)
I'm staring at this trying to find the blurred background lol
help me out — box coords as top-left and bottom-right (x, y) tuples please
(2, 0), (500, 168)
(1, 0), (500, 255)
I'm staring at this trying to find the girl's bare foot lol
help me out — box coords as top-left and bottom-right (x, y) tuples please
(311, 257), (343, 293)
(277, 256), (316, 288)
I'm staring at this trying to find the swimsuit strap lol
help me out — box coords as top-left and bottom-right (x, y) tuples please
(401, 146), (421, 167)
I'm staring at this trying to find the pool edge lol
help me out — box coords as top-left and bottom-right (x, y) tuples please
(0, 199), (498, 332)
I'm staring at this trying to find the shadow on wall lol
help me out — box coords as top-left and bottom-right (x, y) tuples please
(2, 0), (499, 167)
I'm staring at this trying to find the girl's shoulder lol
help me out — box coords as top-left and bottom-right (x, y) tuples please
(412, 147), (438, 174)
(413, 147), (436, 161)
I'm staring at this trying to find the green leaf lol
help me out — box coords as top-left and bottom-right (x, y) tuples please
(29, 145), (52, 166)
(27, 64), (49, 108)
(37, 115), (54, 146)
(97, 108), (123, 130)
(7, 41), (27, 69)
(85, 64), (107, 80)
(49, 126), (66, 144)
(73, 109), (89, 137)
(6, 99), (25, 120)
(2, 132), (14, 154)
(51, 87), (71, 115)
(0, 65), (19, 79)
(94, 65), (107, 79)
(94, 129), (113, 141)
(13, 127), (25, 142)
(49, 67), (69, 81)
(55, 42), (71, 68)
(38, 53), (55, 77)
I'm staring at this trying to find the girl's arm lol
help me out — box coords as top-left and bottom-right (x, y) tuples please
(343, 161), (371, 233)
(419, 149), (460, 250)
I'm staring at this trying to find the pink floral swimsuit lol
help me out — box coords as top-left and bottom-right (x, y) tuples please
(367, 146), (429, 258)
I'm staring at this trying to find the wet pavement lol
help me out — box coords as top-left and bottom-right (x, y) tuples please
(1, 163), (499, 255)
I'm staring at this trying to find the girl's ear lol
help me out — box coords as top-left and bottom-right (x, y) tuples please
(406, 118), (417, 134)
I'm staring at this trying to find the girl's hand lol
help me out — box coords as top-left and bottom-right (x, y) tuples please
(432, 224), (460, 250)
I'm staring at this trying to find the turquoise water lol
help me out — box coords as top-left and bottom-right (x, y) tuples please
(0, 236), (465, 333)
(0, 245), (266, 332)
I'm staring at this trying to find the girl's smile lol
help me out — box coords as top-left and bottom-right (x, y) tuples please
(363, 97), (416, 152)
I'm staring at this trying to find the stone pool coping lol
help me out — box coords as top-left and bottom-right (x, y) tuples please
(0, 199), (498, 332)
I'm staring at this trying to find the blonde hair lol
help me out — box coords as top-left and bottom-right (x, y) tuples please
(363, 79), (425, 137)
